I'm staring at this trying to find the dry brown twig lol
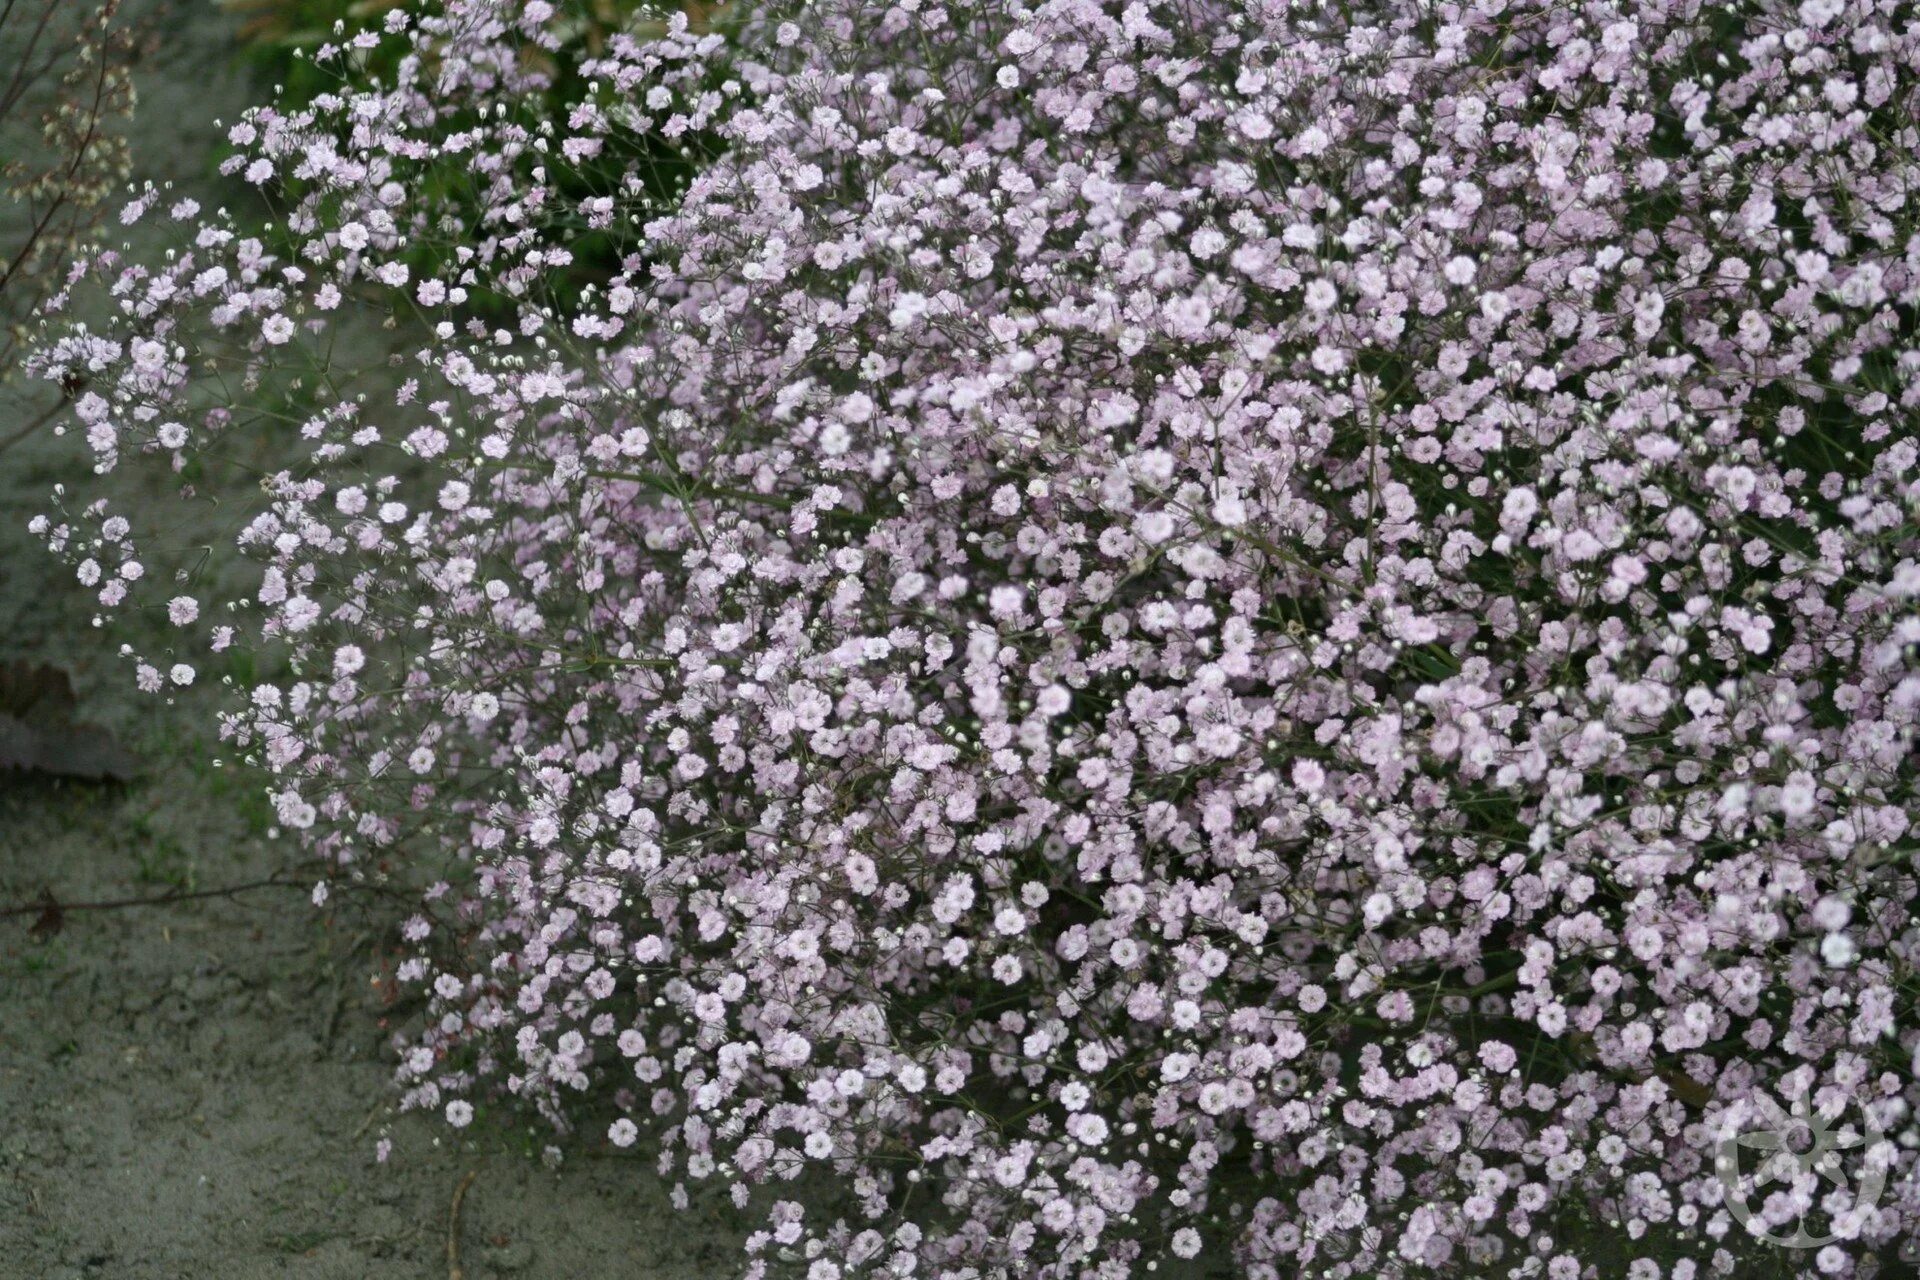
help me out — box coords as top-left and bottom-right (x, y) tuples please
(0, 875), (304, 925)
(446, 1167), (480, 1280)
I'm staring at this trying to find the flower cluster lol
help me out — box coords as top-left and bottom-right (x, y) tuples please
(27, 0), (1920, 1275)
(1, 0), (140, 405)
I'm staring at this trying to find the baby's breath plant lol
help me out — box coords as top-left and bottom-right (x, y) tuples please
(25, 1), (1920, 1277)
(222, 0), (729, 310)
(1, 0), (140, 448)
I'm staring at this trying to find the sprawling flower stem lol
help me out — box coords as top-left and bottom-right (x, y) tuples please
(1, 0), (140, 447)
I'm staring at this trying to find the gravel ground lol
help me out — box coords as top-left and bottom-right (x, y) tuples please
(0, 6), (741, 1277)
(0, 770), (739, 1280)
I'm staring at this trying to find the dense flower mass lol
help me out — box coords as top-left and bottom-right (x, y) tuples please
(26, 0), (1920, 1274)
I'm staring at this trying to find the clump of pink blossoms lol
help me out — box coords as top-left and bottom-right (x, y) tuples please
(25, 0), (1920, 1275)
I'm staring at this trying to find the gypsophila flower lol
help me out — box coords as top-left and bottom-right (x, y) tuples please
(27, 0), (1920, 1276)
